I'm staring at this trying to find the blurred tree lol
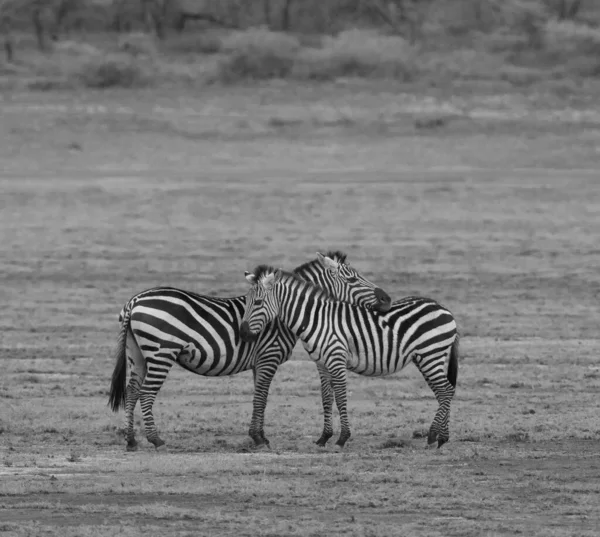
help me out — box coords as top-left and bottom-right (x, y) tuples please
(0, 0), (15, 61)
(166, 0), (235, 32)
(363, 0), (432, 42)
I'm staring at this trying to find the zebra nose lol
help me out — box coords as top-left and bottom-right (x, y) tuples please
(240, 321), (256, 343)
(374, 288), (392, 311)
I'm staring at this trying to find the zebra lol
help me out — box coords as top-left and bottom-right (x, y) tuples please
(108, 251), (391, 452)
(239, 266), (459, 450)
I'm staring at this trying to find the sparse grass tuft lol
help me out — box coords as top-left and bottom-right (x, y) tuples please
(506, 431), (530, 443)
(66, 450), (82, 463)
(380, 438), (411, 449)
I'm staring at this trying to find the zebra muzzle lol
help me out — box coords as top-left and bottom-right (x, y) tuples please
(374, 288), (392, 312)
(240, 321), (258, 343)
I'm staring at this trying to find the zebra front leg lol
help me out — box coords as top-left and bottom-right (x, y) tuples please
(139, 358), (173, 450)
(315, 363), (334, 447)
(327, 358), (351, 450)
(248, 363), (278, 448)
(123, 332), (146, 452)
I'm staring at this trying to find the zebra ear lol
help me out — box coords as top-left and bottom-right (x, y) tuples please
(316, 251), (338, 271)
(245, 271), (257, 285)
(274, 268), (284, 283)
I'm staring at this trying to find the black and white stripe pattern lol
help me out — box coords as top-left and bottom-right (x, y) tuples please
(240, 267), (459, 449)
(108, 252), (391, 451)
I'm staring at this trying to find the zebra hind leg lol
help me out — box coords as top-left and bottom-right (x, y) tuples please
(426, 380), (455, 448)
(315, 363), (334, 447)
(139, 354), (174, 450)
(414, 350), (457, 449)
(123, 331), (147, 452)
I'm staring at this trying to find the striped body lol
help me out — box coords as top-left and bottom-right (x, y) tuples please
(124, 288), (292, 377)
(108, 252), (391, 451)
(241, 270), (459, 448)
(301, 296), (456, 376)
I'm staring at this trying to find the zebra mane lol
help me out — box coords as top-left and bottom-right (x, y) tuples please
(324, 250), (348, 264)
(280, 271), (336, 302)
(293, 250), (348, 274)
(250, 264), (278, 282)
(249, 265), (336, 302)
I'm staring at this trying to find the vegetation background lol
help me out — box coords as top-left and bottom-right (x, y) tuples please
(1, 1), (600, 536)
(1, 0), (600, 89)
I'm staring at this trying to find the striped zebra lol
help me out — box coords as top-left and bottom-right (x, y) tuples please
(108, 251), (391, 452)
(240, 266), (459, 449)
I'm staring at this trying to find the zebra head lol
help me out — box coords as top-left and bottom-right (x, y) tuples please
(240, 265), (283, 343)
(300, 251), (391, 313)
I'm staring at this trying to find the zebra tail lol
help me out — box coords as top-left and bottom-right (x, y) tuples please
(108, 305), (131, 412)
(447, 336), (459, 388)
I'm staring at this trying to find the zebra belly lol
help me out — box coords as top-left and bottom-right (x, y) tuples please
(346, 348), (412, 376)
(176, 342), (253, 376)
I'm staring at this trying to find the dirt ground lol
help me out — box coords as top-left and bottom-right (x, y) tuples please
(1, 84), (599, 536)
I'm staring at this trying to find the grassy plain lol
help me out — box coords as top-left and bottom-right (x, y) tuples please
(1, 82), (600, 536)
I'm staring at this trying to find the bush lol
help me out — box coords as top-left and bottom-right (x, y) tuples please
(218, 48), (296, 81)
(294, 29), (418, 81)
(217, 28), (300, 82)
(73, 54), (150, 88)
(544, 19), (600, 56)
(54, 40), (103, 57)
(220, 28), (301, 55)
(117, 32), (158, 57)
(419, 48), (507, 82)
(482, 29), (532, 54)
(166, 32), (223, 55)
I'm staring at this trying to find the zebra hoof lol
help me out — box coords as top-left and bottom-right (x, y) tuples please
(255, 443), (271, 451)
(126, 442), (138, 452)
(333, 444), (344, 452)
(155, 444), (168, 453)
(437, 438), (448, 449)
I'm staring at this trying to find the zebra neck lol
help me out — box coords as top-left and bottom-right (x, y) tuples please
(278, 288), (334, 340)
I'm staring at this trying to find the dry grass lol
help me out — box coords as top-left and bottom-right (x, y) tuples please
(0, 77), (600, 535)
(1, 131), (600, 534)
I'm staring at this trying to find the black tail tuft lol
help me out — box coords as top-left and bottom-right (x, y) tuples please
(108, 306), (131, 412)
(447, 336), (459, 388)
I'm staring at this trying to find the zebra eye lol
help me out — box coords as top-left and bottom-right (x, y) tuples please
(347, 277), (358, 283)
(254, 299), (263, 306)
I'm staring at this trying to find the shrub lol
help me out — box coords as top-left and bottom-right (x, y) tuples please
(166, 32), (223, 55)
(544, 19), (600, 56)
(220, 28), (301, 55)
(117, 32), (158, 57)
(419, 48), (507, 82)
(293, 29), (418, 81)
(54, 40), (103, 57)
(217, 28), (300, 82)
(218, 48), (296, 81)
(482, 29), (532, 54)
(73, 54), (150, 88)
(498, 64), (545, 86)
